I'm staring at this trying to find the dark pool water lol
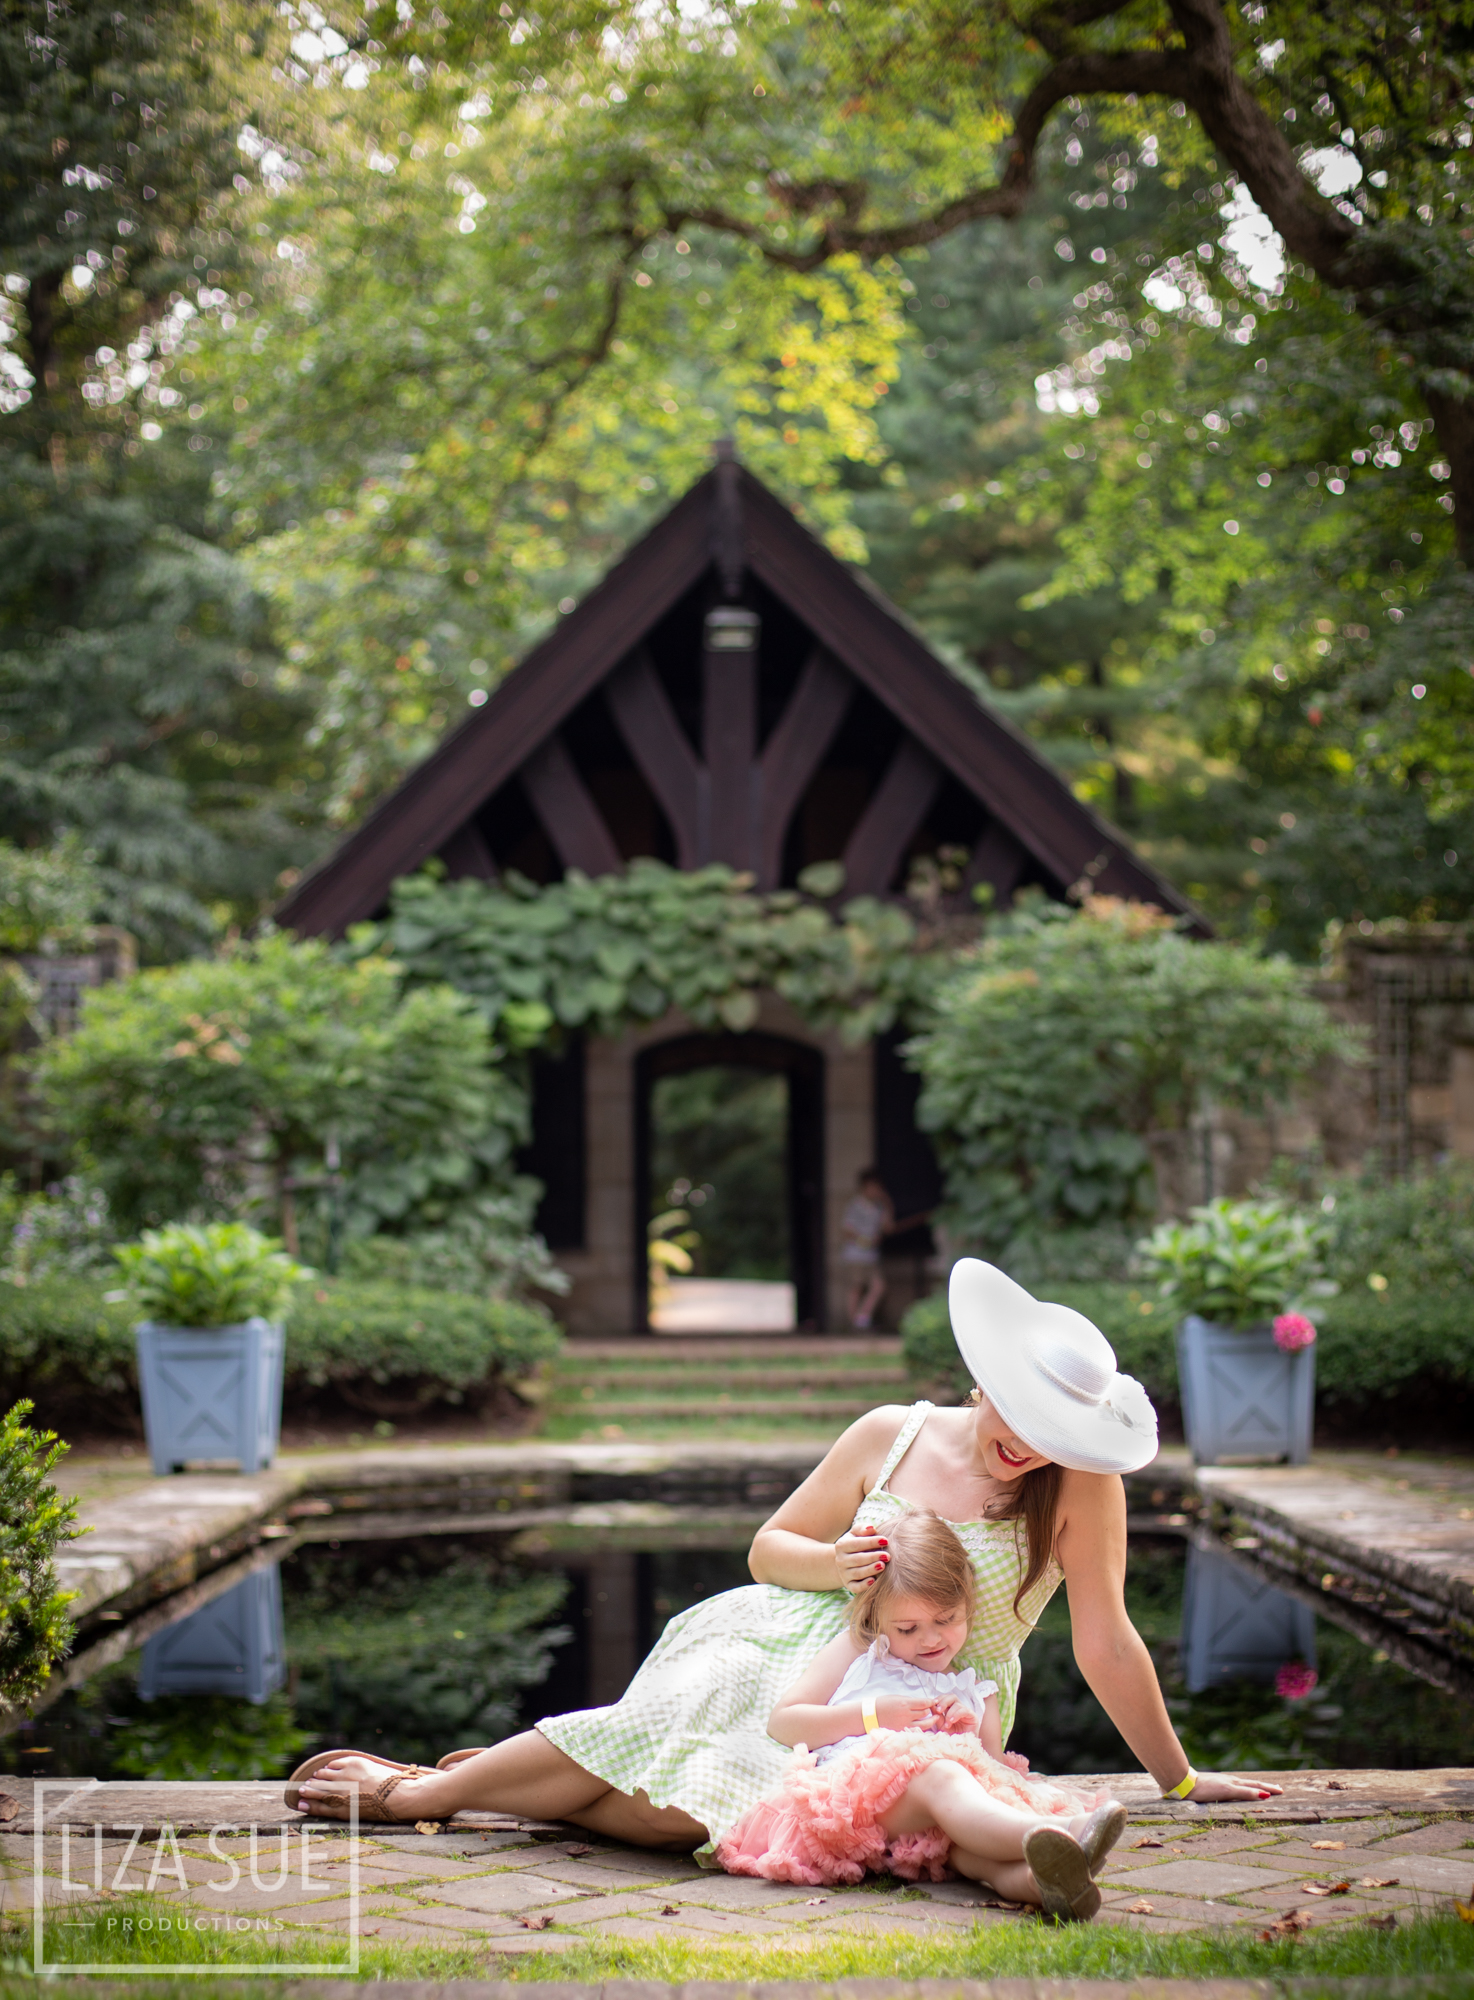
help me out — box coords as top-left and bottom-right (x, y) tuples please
(7, 1531), (1473, 1785)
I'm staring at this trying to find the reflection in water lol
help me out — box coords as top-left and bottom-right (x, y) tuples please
(7, 1532), (1473, 1785)
(1179, 1541), (1317, 1693)
(138, 1570), (287, 1705)
(1011, 1538), (1474, 1777)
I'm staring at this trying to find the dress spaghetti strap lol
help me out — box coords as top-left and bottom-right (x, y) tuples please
(868, 1401), (934, 1497)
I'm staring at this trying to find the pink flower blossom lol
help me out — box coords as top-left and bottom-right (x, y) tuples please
(1274, 1661), (1319, 1701)
(1273, 1312), (1317, 1352)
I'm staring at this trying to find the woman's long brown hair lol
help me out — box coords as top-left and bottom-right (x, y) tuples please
(996, 1461), (1064, 1617)
(967, 1389), (1064, 1615)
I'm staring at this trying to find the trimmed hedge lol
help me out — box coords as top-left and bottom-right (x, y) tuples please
(0, 1277), (563, 1425)
(901, 1273), (1474, 1412)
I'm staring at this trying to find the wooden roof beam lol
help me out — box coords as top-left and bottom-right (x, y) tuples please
(756, 649), (852, 890)
(605, 650), (706, 871)
(520, 734), (625, 879)
(841, 738), (944, 897)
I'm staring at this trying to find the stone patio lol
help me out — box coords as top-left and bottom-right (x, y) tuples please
(6, 1773), (1473, 1958)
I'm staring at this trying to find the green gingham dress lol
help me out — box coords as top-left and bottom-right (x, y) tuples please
(538, 1401), (1064, 1861)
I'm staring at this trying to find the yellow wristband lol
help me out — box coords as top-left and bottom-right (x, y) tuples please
(1162, 1766), (1198, 1801)
(862, 1696), (881, 1736)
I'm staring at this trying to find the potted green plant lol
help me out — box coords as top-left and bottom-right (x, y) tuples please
(116, 1223), (307, 1476)
(1137, 1197), (1334, 1465)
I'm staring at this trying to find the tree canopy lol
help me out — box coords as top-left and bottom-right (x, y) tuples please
(2, 0), (1471, 958)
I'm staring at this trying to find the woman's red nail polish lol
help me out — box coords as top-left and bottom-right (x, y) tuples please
(877, 1539), (888, 1548)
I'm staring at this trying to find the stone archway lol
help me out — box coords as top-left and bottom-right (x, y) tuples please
(633, 1032), (825, 1333)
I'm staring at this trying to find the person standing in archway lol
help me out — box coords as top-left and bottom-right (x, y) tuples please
(840, 1167), (893, 1330)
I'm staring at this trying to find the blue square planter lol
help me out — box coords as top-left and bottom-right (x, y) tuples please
(1175, 1315), (1315, 1466)
(135, 1318), (285, 1475)
(137, 1567), (287, 1704)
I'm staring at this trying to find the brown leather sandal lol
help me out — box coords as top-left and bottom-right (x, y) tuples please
(285, 1750), (426, 1821)
(435, 1747), (488, 1771)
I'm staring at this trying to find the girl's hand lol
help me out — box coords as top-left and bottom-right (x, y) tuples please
(876, 1694), (937, 1730)
(1184, 1772), (1283, 1803)
(928, 1696), (980, 1736)
(834, 1526), (889, 1594)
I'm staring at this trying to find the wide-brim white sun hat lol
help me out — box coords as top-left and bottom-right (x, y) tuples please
(948, 1258), (1159, 1475)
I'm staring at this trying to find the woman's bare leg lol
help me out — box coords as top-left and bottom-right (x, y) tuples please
(293, 1732), (706, 1850)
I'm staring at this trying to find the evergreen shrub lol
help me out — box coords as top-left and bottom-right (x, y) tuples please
(0, 1278), (562, 1424)
(0, 1399), (80, 1710)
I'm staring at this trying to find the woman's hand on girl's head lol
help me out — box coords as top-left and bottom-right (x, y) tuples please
(1187, 1772), (1284, 1803)
(834, 1526), (889, 1593)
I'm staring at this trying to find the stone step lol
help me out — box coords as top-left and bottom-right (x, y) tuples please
(557, 1365), (908, 1393)
(561, 1335), (903, 1361)
(560, 1396), (879, 1422)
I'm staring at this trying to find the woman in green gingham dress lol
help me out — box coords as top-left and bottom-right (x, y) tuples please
(290, 1265), (1280, 1844)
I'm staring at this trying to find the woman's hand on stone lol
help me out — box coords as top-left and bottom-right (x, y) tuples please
(834, 1526), (889, 1593)
(1187, 1772), (1284, 1802)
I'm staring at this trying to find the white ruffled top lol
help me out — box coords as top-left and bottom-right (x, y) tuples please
(812, 1635), (999, 1764)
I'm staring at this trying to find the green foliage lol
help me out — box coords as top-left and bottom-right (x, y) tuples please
(372, 860), (938, 1047)
(0, 1275), (561, 1420)
(37, 933), (523, 1239)
(285, 1553), (570, 1768)
(907, 899), (1353, 1253)
(287, 1280), (562, 1396)
(0, 840), (110, 953)
(110, 1691), (310, 1781)
(650, 1066), (789, 1280)
(0, 0), (322, 955)
(1137, 1197), (1336, 1329)
(337, 1185), (569, 1301)
(114, 1221), (307, 1329)
(0, 1398), (80, 1711)
(1309, 1162), (1474, 1400)
(0, 1175), (115, 1286)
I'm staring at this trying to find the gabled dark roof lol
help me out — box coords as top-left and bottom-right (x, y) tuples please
(277, 460), (1202, 937)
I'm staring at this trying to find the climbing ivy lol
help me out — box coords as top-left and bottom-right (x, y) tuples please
(362, 861), (949, 1048)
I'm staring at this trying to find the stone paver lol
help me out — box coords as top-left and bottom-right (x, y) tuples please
(16, 1794), (1474, 1957)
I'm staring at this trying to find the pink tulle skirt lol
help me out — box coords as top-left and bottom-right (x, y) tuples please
(715, 1730), (1099, 1886)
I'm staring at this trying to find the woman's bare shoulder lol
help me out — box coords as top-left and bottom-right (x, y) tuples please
(828, 1403), (914, 1467)
(1055, 1467), (1126, 1534)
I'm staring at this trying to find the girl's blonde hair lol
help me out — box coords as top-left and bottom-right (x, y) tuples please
(847, 1509), (976, 1645)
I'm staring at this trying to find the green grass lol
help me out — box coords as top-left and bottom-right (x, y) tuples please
(6, 1899), (1473, 1992)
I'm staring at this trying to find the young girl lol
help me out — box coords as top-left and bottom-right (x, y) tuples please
(715, 1511), (1127, 1920)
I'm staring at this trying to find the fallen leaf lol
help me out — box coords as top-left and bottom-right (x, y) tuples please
(0, 1795), (16, 1824)
(1258, 1907), (1314, 1941)
(1361, 1877), (1400, 1889)
(1126, 1899), (1155, 1915)
(414, 1820), (442, 1836)
(1311, 1840), (1346, 1851)
(563, 1843), (592, 1856)
(1131, 1835), (1164, 1849)
(660, 1905), (680, 1916)
(1455, 1890), (1474, 1925)
(1304, 1880), (1352, 1898)
(804, 1896), (828, 1906)
(1365, 1912), (1397, 1931)
(1326, 1779), (1350, 1791)
(518, 1914), (554, 1931)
